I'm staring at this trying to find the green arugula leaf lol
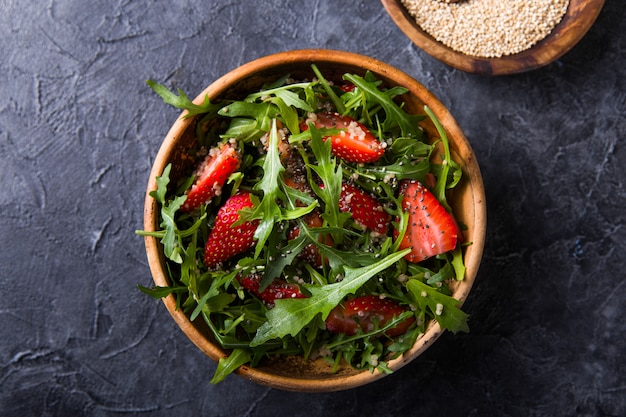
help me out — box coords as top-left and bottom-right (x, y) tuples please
(158, 197), (187, 263)
(307, 123), (350, 244)
(272, 88), (314, 112)
(245, 82), (313, 107)
(139, 164), (188, 264)
(296, 224), (375, 270)
(343, 74), (424, 138)
(312, 64), (345, 114)
(261, 234), (309, 287)
(451, 246), (466, 281)
(249, 119), (286, 258)
(270, 96), (301, 135)
(361, 156), (430, 181)
(149, 163), (171, 204)
(250, 249), (410, 346)
(220, 117), (263, 142)
(390, 137), (432, 157)
(137, 284), (187, 299)
(146, 80), (223, 118)
(218, 101), (279, 132)
(406, 278), (469, 334)
(424, 105), (462, 211)
(325, 311), (414, 350)
(210, 348), (252, 384)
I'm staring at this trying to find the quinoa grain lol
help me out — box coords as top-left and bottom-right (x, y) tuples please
(401, 0), (569, 58)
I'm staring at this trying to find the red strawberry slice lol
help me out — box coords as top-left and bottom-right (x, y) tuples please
(181, 143), (241, 212)
(203, 192), (258, 267)
(302, 112), (385, 163)
(339, 183), (390, 235)
(326, 295), (415, 337)
(238, 273), (307, 304)
(395, 180), (459, 263)
(338, 82), (355, 93)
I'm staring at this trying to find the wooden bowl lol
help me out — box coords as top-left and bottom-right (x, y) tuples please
(143, 49), (486, 391)
(381, 0), (605, 75)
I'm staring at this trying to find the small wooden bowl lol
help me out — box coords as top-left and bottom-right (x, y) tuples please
(143, 49), (487, 391)
(381, 0), (605, 75)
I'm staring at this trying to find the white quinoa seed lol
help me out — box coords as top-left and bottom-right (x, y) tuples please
(401, 0), (569, 58)
(435, 303), (444, 316)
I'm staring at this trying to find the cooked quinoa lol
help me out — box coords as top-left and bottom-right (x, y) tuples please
(401, 0), (569, 58)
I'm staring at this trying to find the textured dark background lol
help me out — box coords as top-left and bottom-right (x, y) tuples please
(1, 1), (624, 416)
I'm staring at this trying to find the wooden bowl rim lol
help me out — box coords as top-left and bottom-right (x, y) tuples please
(143, 49), (487, 391)
(381, 0), (606, 75)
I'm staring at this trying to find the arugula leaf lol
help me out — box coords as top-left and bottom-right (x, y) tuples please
(210, 348), (252, 384)
(149, 163), (171, 204)
(390, 137), (432, 157)
(139, 164), (188, 264)
(312, 64), (345, 114)
(270, 96), (301, 135)
(137, 284), (187, 299)
(250, 249), (410, 346)
(220, 118), (263, 142)
(227, 81), (313, 137)
(218, 101), (279, 133)
(261, 233), (308, 285)
(146, 80), (223, 118)
(307, 123), (350, 244)
(360, 155), (430, 182)
(159, 197), (186, 263)
(245, 82), (313, 107)
(451, 246), (466, 281)
(272, 88), (314, 113)
(325, 311), (414, 350)
(424, 105), (462, 211)
(406, 278), (469, 334)
(343, 74), (424, 138)
(246, 120), (286, 258)
(295, 224), (378, 270)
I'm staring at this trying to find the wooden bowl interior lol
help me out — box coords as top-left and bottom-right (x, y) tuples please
(381, 0), (605, 75)
(143, 49), (486, 391)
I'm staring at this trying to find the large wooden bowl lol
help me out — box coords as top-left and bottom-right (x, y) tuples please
(381, 0), (605, 75)
(143, 49), (487, 391)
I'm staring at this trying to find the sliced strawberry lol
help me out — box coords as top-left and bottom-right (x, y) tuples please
(203, 192), (258, 267)
(238, 273), (307, 305)
(302, 112), (385, 163)
(338, 82), (355, 93)
(339, 183), (390, 235)
(326, 295), (415, 337)
(181, 143), (241, 212)
(287, 212), (332, 268)
(395, 180), (459, 263)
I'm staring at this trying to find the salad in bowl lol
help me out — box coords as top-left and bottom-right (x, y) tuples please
(138, 50), (486, 391)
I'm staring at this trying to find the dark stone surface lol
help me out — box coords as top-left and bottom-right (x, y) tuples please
(1, 1), (624, 416)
